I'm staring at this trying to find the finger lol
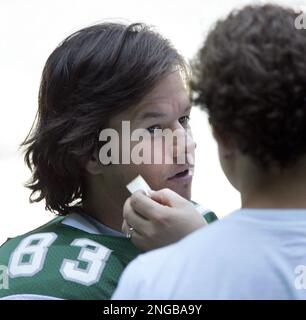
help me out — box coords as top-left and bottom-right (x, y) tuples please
(123, 221), (149, 251)
(122, 197), (132, 220)
(122, 218), (147, 240)
(130, 190), (167, 220)
(126, 207), (150, 235)
(149, 188), (188, 207)
(123, 196), (151, 230)
(129, 229), (152, 252)
(121, 218), (129, 234)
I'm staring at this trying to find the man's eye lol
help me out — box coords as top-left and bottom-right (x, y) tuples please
(147, 125), (162, 134)
(179, 115), (190, 127)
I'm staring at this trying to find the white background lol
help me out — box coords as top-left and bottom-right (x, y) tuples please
(0, 0), (303, 245)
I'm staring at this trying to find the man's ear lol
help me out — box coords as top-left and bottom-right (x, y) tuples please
(85, 153), (104, 175)
(211, 125), (235, 158)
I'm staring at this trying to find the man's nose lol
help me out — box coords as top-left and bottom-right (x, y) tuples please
(172, 127), (196, 165)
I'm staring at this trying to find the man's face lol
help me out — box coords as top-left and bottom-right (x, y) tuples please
(96, 70), (196, 207)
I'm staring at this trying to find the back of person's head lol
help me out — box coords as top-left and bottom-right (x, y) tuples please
(22, 22), (187, 215)
(192, 4), (306, 169)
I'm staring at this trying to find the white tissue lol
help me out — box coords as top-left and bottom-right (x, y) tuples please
(126, 175), (151, 195)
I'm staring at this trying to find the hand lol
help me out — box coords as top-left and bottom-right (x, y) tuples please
(122, 188), (207, 251)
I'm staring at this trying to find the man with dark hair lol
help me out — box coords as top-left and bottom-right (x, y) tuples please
(0, 23), (216, 300)
(113, 4), (306, 299)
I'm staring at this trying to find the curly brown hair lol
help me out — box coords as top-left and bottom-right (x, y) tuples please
(192, 4), (306, 168)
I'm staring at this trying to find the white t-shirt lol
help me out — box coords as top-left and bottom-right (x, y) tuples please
(112, 209), (306, 299)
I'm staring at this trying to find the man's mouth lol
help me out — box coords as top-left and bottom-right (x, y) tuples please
(168, 167), (194, 180)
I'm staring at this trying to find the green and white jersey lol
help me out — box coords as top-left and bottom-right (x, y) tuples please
(0, 205), (217, 300)
(0, 213), (141, 300)
(192, 203), (218, 224)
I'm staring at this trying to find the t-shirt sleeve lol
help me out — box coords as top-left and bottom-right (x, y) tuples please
(112, 257), (145, 300)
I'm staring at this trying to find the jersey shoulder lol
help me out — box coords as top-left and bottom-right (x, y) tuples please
(190, 200), (218, 223)
(0, 214), (140, 300)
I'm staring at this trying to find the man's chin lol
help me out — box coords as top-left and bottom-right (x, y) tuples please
(170, 183), (192, 200)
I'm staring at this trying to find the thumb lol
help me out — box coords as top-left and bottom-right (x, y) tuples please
(149, 188), (188, 208)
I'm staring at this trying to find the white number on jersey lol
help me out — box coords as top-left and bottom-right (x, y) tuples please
(7, 233), (112, 286)
(8, 233), (57, 277)
(60, 238), (111, 286)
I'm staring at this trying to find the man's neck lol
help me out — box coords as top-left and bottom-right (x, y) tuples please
(240, 167), (306, 209)
(81, 195), (124, 232)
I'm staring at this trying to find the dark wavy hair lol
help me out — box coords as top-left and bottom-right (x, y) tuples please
(192, 4), (306, 168)
(22, 22), (187, 215)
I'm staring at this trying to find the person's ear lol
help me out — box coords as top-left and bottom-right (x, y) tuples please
(85, 152), (104, 175)
(211, 125), (235, 159)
